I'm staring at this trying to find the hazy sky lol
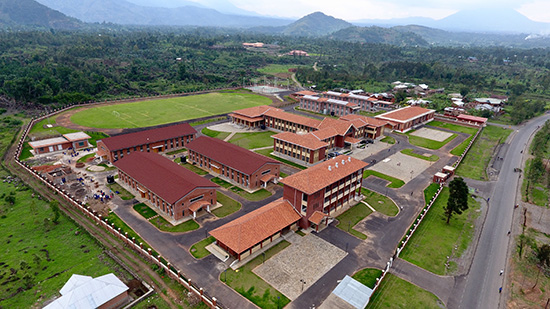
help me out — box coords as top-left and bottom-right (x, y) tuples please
(178, 0), (550, 21)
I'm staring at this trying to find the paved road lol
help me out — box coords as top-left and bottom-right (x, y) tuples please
(452, 113), (550, 309)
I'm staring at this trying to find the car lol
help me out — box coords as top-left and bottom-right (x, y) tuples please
(365, 139), (374, 144)
(327, 152), (341, 158)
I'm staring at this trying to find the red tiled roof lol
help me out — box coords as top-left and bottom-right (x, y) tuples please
(273, 132), (328, 150)
(339, 114), (388, 128)
(100, 123), (196, 151)
(260, 174), (278, 183)
(309, 211), (328, 225)
(265, 109), (322, 128)
(376, 106), (435, 123)
(294, 91), (318, 96)
(189, 200), (211, 213)
(209, 198), (301, 254)
(281, 155), (368, 194)
(344, 136), (361, 144)
(228, 113), (265, 123)
(113, 152), (217, 204)
(231, 105), (278, 118)
(310, 127), (340, 141)
(316, 118), (354, 135)
(457, 114), (488, 123)
(186, 136), (280, 175)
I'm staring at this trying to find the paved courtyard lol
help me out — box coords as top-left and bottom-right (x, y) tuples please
(368, 152), (434, 183)
(350, 141), (391, 160)
(254, 233), (347, 300)
(410, 127), (453, 142)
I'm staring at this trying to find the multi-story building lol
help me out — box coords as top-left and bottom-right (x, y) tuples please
(375, 106), (435, 133)
(97, 123), (196, 162)
(114, 152), (219, 221)
(281, 155), (368, 229)
(186, 136), (281, 190)
(299, 95), (360, 116)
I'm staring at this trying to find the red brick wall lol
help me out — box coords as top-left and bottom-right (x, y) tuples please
(175, 188), (217, 219)
(98, 291), (128, 309)
(98, 134), (195, 162)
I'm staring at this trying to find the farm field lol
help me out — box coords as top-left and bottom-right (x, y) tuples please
(70, 92), (271, 129)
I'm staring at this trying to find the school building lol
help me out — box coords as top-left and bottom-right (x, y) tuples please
(229, 105), (321, 132)
(186, 136), (281, 190)
(96, 123), (196, 162)
(113, 152), (218, 221)
(299, 95), (360, 116)
(281, 155), (368, 229)
(209, 199), (301, 261)
(28, 132), (92, 155)
(375, 106), (435, 132)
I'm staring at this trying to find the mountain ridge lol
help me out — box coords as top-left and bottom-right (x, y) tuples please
(0, 0), (81, 29)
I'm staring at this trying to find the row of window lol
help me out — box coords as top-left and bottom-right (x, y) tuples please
(189, 151), (252, 187)
(112, 135), (193, 160)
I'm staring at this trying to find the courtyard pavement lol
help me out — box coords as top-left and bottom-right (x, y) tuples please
(410, 127), (454, 141)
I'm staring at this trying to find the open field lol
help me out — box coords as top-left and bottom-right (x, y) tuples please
(0, 169), (131, 308)
(70, 92), (271, 129)
(406, 131), (457, 150)
(456, 125), (512, 180)
(257, 64), (303, 75)
(399, 187), (481, 275)
(366, 274), (442, 308)
(428, 121), (478, 135)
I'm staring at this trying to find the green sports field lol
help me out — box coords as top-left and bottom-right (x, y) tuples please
(70, 92), (271, 129)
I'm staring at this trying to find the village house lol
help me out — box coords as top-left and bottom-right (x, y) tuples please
(28, 132), (92, 155)
(114, 152), (218, 221)
(96, 122), (196, 162)
(375, 106), (435, 133)
(186, 136), (281, 190)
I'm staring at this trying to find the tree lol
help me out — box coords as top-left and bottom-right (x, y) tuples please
(536, 244), (550, 267)
(49, 200), (60, 224)
(444, 177), (469, 224)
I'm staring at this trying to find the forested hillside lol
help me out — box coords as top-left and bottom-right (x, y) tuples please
(0, 28), (549, 119)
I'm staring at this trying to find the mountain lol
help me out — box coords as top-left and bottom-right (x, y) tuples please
(329, 26), (428, 47)
(36, 0), (290, 27)
(126, 0), (258, 16)
(282, 12), (352, 37)
(436, 8), (549, 34)
(353, 8), (550, 34)
(0, 0), (81, 29)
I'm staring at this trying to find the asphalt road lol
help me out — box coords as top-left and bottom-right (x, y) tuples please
(457, 113), (550, 309)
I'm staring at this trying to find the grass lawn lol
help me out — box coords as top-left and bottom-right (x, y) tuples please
(189, 116), (227, 127)
(229, 186), (272, 201)
(70, 92), (271, 129)
(165, 148), (187, 155)
(150, 216), (199, 233)
(522, 159), (549, 207)
(201, 127), (231, 140)
(133, 203), (157, 219)
(363, 170), (405, 188)
(189, 236), (216, 259)
(211, 177), (233, 189)
(456, 125), (512, 180)
(381, 136), (395, 144)
(0, 169), (131, 308)
(359, 110), (386, 117)
(181, 163), (209, 175)
(224, 241), (291, 309)
(366, 274), (442, 308)
(352, 268), (383, 289)
(106, 212), (154, 255)
(257, 64), (302, 75)
(407, 131), (457, 150)
(254, 148), (306, 170)
(108, 182), (135, 200)
(450, 135), (474, 156)
(399, 187), (481, 275)
(361, 188), (398, 216)
(212, 191), (241, 218)
(424, 183), (441, 203)
(427, 121), (478, 135)
(77, 153), (95, 163)
(227, 131), (275, 149)
(336, 204), (372, 239)
(400, 148), (439, 162)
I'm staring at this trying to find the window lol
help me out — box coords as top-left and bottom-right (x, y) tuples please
(302, 193), (308, 202)
(261, 169), (271, 175)
(190, 195), (204, 203)
(301, 204), (307, 213)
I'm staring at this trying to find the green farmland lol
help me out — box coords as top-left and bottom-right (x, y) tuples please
(70, 92), (270, 129)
